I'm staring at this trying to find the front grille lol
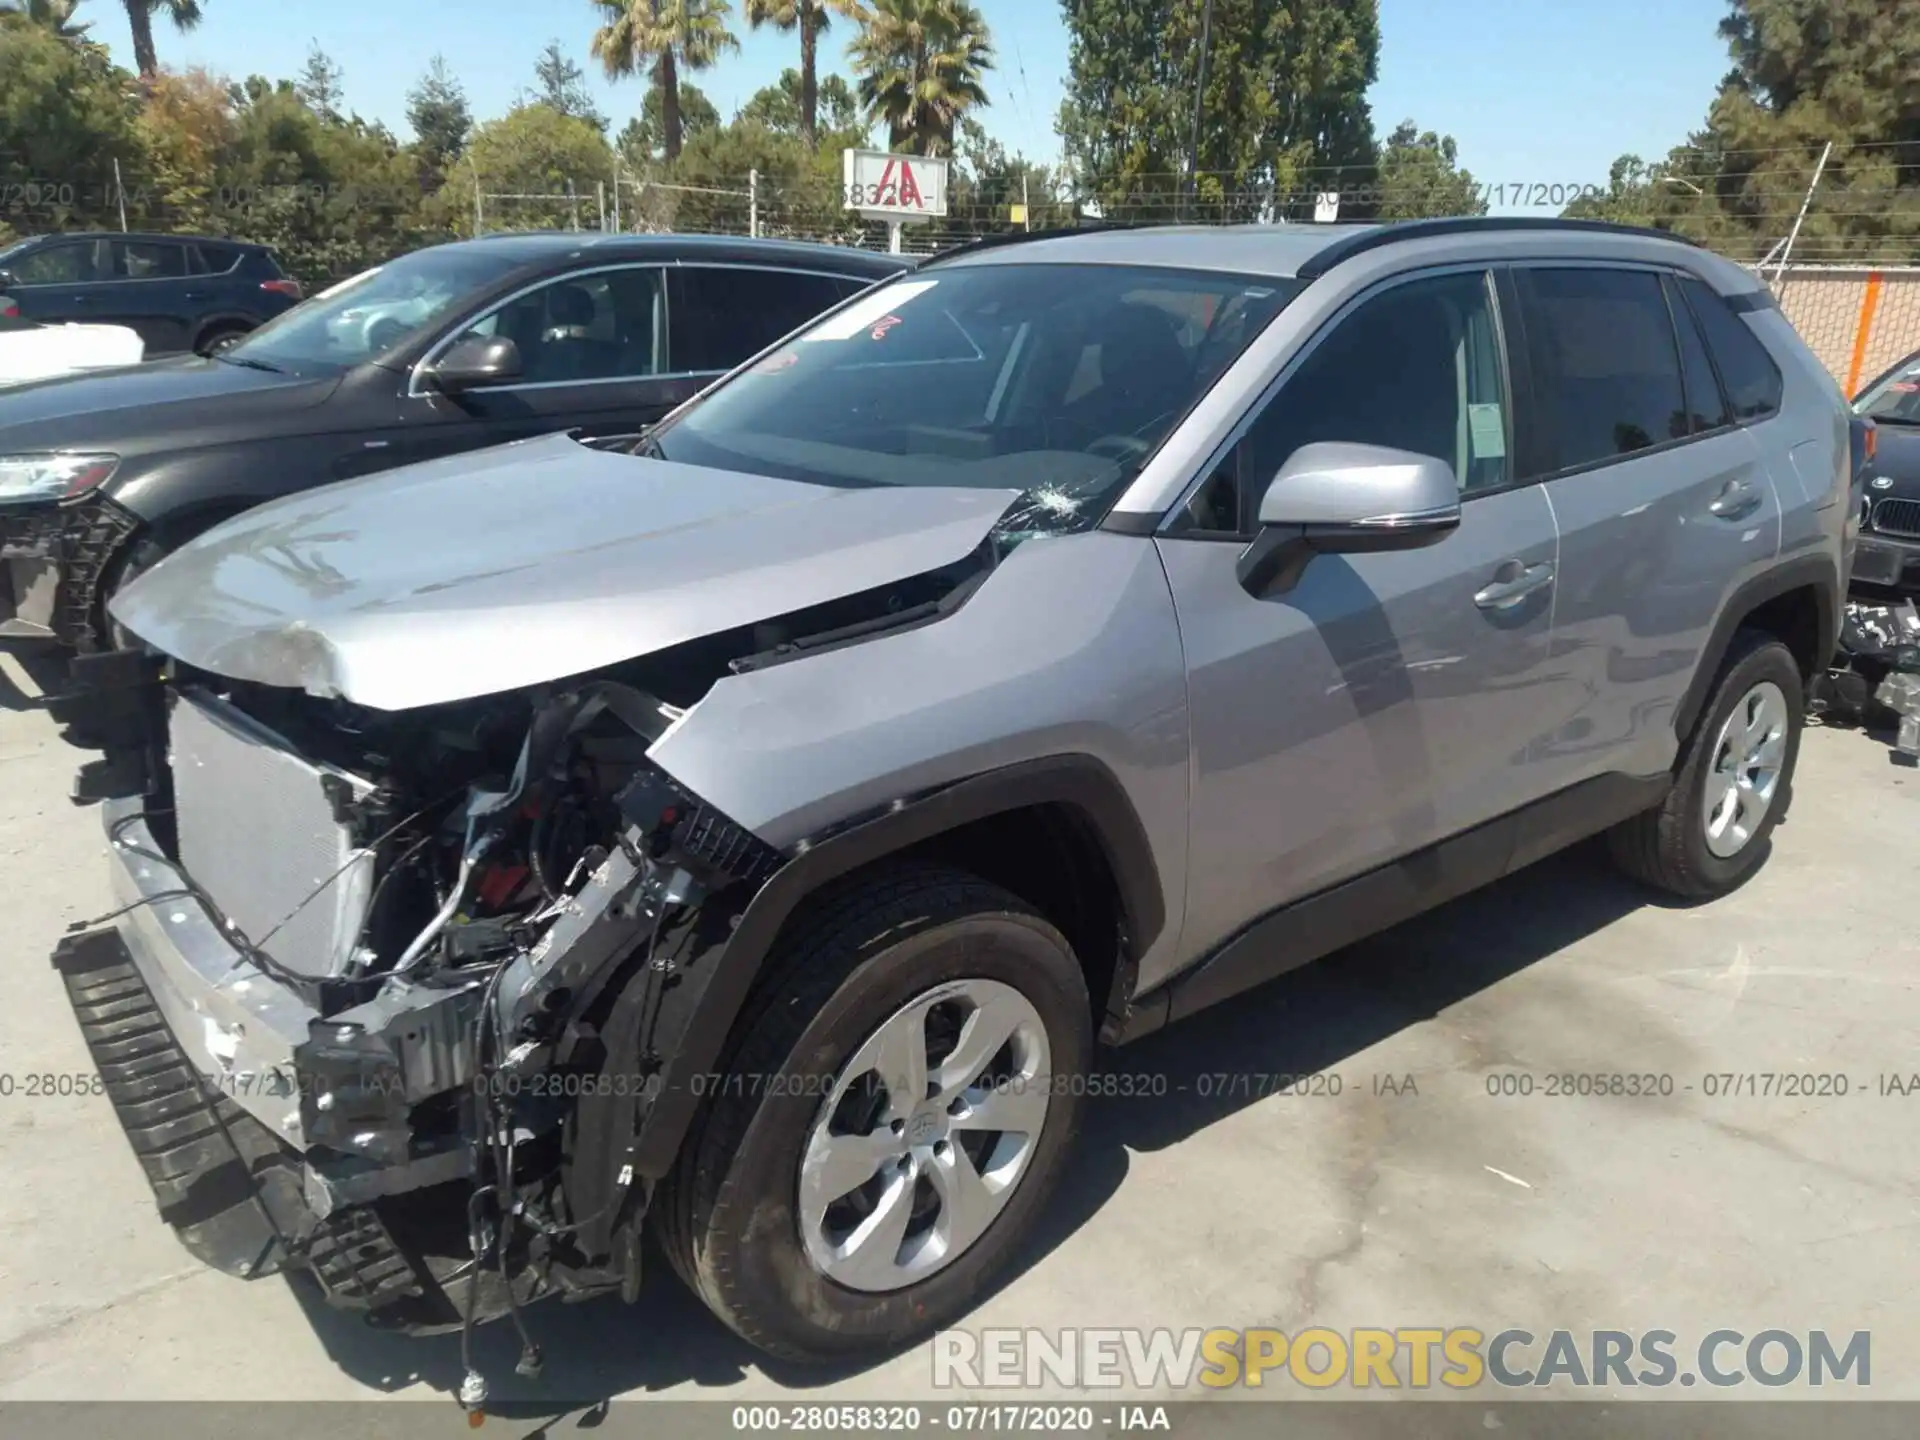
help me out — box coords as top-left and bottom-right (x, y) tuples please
(169, 690), (377, 980)
(1872, 497), (1920, 540)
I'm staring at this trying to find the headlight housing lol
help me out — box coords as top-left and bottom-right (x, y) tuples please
(0, 453), (119, 504)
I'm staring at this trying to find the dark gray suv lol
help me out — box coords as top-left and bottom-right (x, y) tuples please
(50, 218), (1854, 1396)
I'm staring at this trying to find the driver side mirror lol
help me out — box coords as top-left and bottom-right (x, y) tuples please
(1236, 441), (1461, 598)
(0, 269), (16, 293)
(420, 334), (522, 394)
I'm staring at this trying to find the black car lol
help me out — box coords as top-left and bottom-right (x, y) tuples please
(0, 232), (304, 356)
(1851, 346), (1920, 594)
(0, 232), (909, 653)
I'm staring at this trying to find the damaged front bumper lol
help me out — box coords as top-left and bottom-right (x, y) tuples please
(55, 685), (792, 1334)
(0, 497), (139, 649)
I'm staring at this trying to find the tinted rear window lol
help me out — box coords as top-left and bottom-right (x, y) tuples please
(1518, 267), (1689, 475)
(1677, 275), (1782, 420)
(668, 266), (866, 373)
(195, 242), (243, 273)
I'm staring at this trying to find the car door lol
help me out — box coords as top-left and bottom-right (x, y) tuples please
(338, 263), (685, 480)
(103, 238), (198, 353)
(4, 238), (108, 325)
(1158, 266), (1574, 961)
(1506, 264), (1783, 793)
(667, 264), (872, 388)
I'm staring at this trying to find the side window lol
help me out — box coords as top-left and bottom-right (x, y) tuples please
(1663, 274), (1732, 434)
(669, 267), (856, 373)
(10, 241), (100, 284)
(449, 267), (664, 385)
(1516, 267), (1688, 474)
(1677, 274), (1783, 421)
(1176, 269), (1508, 535)
(115, 240), (189, 280)
(194, 242), (243, 275)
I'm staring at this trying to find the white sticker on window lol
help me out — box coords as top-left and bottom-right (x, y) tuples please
(800, 281), (939, 341)
(1468, 402), (1506, 459)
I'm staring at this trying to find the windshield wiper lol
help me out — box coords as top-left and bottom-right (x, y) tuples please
(214, 352), (284, 374)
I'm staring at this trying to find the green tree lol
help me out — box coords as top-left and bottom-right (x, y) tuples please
(738, 68), (863, 142)
(1370, 120), (1485, 220)
(848, 0), (993, 157)
(742, 0), (860, 147)
(406, 54), (472, 191)
(442, 102), (615, 233)
(135, 65), (235, 232)
(948, 115), (1071, 236)
(295, 41), (345, 123)
(1566, 1), (1920, 262)
(122, 0), (203, 81)
(0, 0), (92, 39)
(590, 0), (739, 164)
(615, 78), (720, 168)
(669, 114), (853, 238)
(219, 77), (428, 284)
(528, 39), (608, 132)
(0, 19), (145, 236)
(1058, 0), (1378, 220)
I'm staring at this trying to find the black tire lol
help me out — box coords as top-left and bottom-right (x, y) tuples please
(655, 863), (1092, 1363)
(196, 325), (250, 356)
(1607, 629), (1805, 898)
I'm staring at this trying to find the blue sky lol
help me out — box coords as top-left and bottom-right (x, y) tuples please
(85, 0), (1735, 204)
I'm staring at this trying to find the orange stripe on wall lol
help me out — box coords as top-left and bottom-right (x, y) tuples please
(1846, 272), (1885, 398)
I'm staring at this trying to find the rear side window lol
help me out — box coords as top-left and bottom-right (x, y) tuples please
(1663, 274), (1732, 434)
(669, 267), (861, 373)
(194, 242), (243, 274)
(115, 240), (189, 280)
(1676, 275), (1783, 420)
(1516, 267), (1687, 475)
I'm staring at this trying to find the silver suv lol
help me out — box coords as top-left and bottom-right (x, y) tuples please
(52, 218), (1855, 1385)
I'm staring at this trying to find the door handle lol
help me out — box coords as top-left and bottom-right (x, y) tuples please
(1474, 561), (1555, 611)
(1709, 479), (1762, 520)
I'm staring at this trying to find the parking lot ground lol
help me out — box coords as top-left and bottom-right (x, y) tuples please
(0, 647), (1915, 1412)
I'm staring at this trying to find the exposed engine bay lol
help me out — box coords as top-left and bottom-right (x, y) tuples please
(52, 538), (1000, 1363)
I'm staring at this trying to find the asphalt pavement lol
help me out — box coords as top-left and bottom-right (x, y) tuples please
(0, 648), (1915, 1421)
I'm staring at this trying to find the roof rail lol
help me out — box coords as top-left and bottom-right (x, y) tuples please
(1294, 215), (1702, 280)
(920, 219), (1154, 267)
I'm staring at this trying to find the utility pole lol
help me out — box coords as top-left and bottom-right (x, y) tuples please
(1186, 0), (1216, 220)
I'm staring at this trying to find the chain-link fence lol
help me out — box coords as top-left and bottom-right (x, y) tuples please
(5, 144), (1920, 385)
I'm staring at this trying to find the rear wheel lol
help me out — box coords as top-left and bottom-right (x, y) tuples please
(655, 864), (1092, 1362)
(1607, 630), (1804, 898)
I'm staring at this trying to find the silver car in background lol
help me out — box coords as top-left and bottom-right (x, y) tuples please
(49, 217), (1852, 1393)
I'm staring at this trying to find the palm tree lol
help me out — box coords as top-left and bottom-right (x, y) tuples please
(122, 0), (202, 78)
(0, 0), (92, 38)
(590, 0), (739, 164)
(743, 0), (860, 148)
(847, 0), (991, 157)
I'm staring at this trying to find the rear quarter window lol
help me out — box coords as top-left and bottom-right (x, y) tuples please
(194, 242), (244, 274)
(1677, 275), (1783, 420)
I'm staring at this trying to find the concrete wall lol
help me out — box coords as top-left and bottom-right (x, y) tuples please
(1763, 267), (1920, 396)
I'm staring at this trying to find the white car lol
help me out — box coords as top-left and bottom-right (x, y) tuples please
(0, 316), (145, 387)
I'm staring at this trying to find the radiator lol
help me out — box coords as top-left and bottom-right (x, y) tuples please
(169, 690), (377, 980)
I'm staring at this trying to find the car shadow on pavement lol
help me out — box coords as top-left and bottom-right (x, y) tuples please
(0, 646), (69, 711)
(295, 841), (1686, 1417)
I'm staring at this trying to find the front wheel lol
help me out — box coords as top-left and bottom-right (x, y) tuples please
(655, 864), (1092, 1362)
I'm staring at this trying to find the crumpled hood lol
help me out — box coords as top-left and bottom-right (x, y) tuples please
(111, 430), (1020, 711)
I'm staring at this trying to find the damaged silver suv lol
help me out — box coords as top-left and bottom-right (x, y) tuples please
(51, 218), (1853, 1382)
